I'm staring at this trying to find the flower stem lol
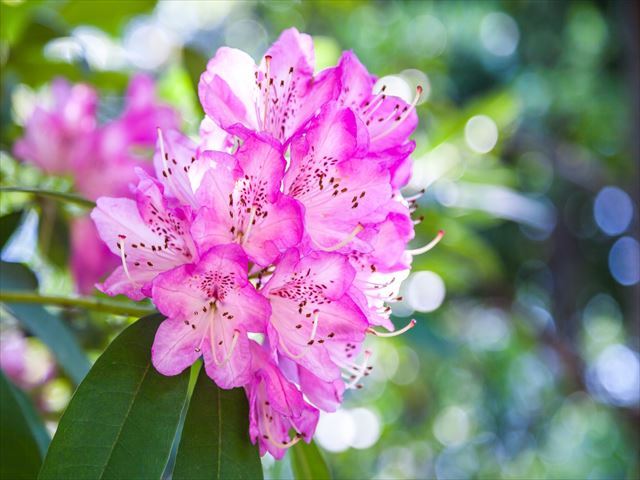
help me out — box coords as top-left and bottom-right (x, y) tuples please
(0, 187), (95, 209)
(0, 291), (155, 317)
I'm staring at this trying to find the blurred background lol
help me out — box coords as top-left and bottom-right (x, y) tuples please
(1, 1), (638, 479)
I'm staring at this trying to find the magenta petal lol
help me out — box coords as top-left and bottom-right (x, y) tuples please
(298, 365), (345, 412)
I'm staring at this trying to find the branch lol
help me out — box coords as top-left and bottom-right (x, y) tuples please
(0, 291), (155, 317)
(0, 187), (95, 209)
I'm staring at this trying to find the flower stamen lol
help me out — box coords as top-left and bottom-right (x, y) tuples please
(117, 240), (136, 286)
(370, 85), (422, 142)
(213, 329), (240, 366)
(319, 224), (364, 252)
(407, 229), (444, 256)
(367, 319), (416, 337)
(345, 350), (372, 389)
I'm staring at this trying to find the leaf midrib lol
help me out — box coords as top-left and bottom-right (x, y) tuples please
(97, 361), (151, 479)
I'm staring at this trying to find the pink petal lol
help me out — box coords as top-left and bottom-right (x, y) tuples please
(153, 129), (199, 208)
(152, 317), (203, 376)
(198, 47), (259, 133)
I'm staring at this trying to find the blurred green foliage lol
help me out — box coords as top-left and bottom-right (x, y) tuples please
(0, 1), (638, 479)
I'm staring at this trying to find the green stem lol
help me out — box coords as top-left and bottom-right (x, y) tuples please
(0, 187), (95, 209)
(0, 291), (155, 317)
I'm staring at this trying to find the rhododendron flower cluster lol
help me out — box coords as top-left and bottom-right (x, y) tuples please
(14, 75), (180, 292)
(92, 29), (439, 458)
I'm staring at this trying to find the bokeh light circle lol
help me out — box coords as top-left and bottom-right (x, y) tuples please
(608, 236), (640, 286)
(593, 186), (634, 236)
(464, 115), (498, 153)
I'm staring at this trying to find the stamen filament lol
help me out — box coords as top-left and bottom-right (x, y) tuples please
(118, 241), (133, 282)
(361, 86), (386, 116)
(213, 329), (240, 366)
(345, 350), (372, 389)
(262, 55), (272, 129)
(404, 189), (426, 202)
(279, 337), (308, 359)
(242, 206), (257, 245)
(264, 420), (302, 448)
(407, 229), (445, 256)
(320, 224), (364, 252)
(368, 319), (416, 337)
(308, 311), (320, 343)
(370, 85), (423, 142)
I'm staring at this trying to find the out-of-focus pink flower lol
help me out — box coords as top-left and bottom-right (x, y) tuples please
(14, 75), (180, 294)
(0, 330), (56, 389)
(0, 330), (26, 383)
(14, 79), (98, 174)
(70, 217), (119, 295)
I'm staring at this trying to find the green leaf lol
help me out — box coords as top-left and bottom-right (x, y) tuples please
(37, 203), (70, 269)
(0, 210), (23, 250)
(39, 314), (190, 480)
(173, 367), (263, 480)
(290, 440), (332, 480)
(0, 261), (90, 385)
(0, 187), (95, 209)
(0, 371), (50, 480)
(57, 0), (155, 35)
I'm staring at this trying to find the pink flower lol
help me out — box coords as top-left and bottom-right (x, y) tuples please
(89, 28), (437, 458)
(336, 51), (419, 154)
(0, 329), (56, 390)
(191, 133), (303, 266)
(14, 78), (98, 174)
(15, 75), (180, 294)
(90, 171), (196, 300)
(151, 244), (270, 388)
(70, 217), (119, 295)
(199, 28), (340, 144)
(246, 342), (319, 459)
(284, 103), (391, 251)
(262, 248), (368, 383)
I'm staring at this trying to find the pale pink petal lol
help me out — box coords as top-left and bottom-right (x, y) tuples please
(198, 47), (260, 133)
(153, 129), (199, 208)
(152, 317), (203, 376)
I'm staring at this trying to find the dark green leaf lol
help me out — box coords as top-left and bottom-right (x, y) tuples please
(173, 367), (263, 480)
(181, 46), (206, 118)
(39, 314), (190, 480)
(0, 261), (90, 384)
(0, 370), (50, 480)
(290, 440), (332, 480)
(0, 210), (23, 250)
